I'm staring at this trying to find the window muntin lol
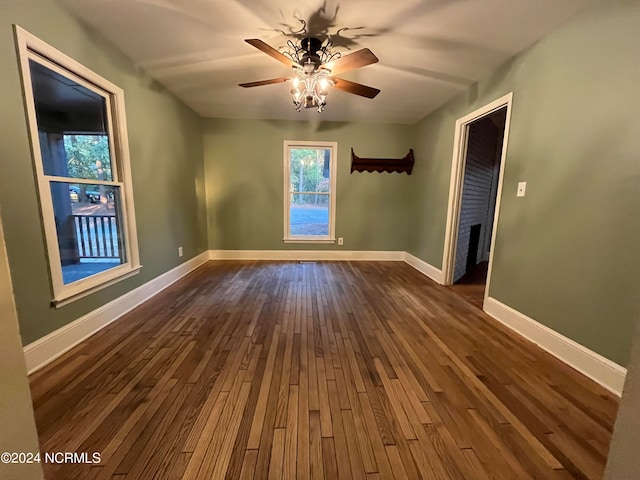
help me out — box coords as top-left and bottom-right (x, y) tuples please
(284, 141), (337, 242)
(16, 27), (140, 305)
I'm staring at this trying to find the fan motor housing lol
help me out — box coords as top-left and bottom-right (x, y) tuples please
(299, 37), (323, 68)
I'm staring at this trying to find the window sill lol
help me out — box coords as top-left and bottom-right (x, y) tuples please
(283, 238), (336, 244)
(52, 265), (142, 308)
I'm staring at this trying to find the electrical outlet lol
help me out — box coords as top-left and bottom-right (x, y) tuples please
(338, 237), (344, 245)
(178, 246), (183, 257)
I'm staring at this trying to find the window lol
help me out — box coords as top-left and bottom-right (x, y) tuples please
(16, 27), (140, 306)
(283, 141), (337, 243)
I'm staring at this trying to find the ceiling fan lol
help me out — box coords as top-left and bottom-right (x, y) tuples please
(239, 37), (380, 112)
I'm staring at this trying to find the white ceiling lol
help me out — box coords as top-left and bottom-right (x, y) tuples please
(60, 0), (590, 124)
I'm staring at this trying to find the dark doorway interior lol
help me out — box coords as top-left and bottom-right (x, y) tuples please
(451, 107), (507, 307)
(454, 261), (489, 310)
(466, 224), (482, 273)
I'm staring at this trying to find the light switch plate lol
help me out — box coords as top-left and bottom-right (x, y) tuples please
(517, 182), (527, 197)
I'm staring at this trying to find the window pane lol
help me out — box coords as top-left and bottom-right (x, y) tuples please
(29, 60), (114, 181)
(63, 134), (113, 181)
(50, 181), (125, 285)
(289, 193), (329, 236)
(289, 148), (330, 193)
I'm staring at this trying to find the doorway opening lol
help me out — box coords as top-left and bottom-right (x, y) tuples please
(441, 94), (513, 310)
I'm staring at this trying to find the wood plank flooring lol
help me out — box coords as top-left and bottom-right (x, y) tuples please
(29, 261), (619, 479)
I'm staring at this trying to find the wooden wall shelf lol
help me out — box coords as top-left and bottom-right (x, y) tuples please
(350, 148), (415, 175)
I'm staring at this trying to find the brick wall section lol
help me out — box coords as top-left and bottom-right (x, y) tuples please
(453, 116), (503, 282)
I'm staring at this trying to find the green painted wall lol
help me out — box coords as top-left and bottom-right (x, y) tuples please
(0, 214), (43, 480)
(0, 0), (208, 345)
(203, 119), (415, 251)
(408, 0), (640, 366)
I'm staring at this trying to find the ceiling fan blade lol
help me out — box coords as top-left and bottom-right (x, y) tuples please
(330, 77), (380, 99)
(245, 39), (297, 68)
(324, 48), (378, 76)
(239, 77), (290, 88)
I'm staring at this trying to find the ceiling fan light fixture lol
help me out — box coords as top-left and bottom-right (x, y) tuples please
(289, 67), (331, 113)
(240, 37), (379, 113)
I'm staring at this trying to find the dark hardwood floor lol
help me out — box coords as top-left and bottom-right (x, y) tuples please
(29, 261), (618, 479)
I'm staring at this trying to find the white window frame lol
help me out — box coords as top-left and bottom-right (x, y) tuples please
(15, 26), (141, 307)
(283, 140), (337, 243)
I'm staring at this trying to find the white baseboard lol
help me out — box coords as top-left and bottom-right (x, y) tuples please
(483, 297), (627, 396)
(208, 249), (405, 261)
(403, 252), (445, 284)
(24, 251), (209, 375)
